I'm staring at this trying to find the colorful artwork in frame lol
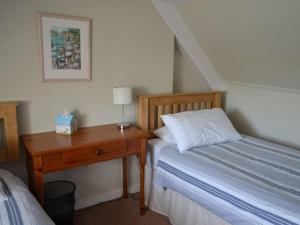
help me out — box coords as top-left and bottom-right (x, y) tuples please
(39, 13), (91, 81)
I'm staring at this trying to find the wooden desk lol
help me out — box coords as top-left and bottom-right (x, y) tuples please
(23, 124), (148, 214)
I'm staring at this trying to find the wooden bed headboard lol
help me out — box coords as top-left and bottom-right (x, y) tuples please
(0, 102), (19, 161)
(137, 92), (221, 132)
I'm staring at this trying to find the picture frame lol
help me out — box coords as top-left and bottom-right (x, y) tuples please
(39, 12), (92, 81)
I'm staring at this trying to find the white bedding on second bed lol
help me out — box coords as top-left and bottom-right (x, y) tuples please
(146, 136), (300, 225)
(146, 138), (229, 225)
(147, 138), (173, 168)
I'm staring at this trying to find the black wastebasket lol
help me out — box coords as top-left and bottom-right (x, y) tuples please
(44, 180), (76, 225)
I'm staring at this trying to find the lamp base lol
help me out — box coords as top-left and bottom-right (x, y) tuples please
(117, 122), (130, 130)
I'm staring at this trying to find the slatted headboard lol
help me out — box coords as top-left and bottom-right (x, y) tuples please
(0, 102), (19, 161)
(137, 92), (221, 133)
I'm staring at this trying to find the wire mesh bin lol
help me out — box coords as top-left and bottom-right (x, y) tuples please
(44, 181), (76, 225)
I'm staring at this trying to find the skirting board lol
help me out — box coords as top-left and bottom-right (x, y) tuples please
(75, 183), (140, 210)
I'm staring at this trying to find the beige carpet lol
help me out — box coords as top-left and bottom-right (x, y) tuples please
(75, 195), (171, 225)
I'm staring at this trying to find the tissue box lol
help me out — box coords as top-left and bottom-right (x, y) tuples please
(55, 113), (77, 135)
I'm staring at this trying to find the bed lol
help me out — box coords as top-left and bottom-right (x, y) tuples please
(0, 169), (54, 225)
(138, 92), (300, 225)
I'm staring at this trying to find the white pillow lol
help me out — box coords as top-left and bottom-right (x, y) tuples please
(153, 126), (176, 145)
(161, 108), (241, 153)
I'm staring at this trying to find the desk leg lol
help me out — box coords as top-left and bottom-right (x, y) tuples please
(139, 139), (147, 215)
(122, 157), (128, 198)
(33, 156), (44, 207)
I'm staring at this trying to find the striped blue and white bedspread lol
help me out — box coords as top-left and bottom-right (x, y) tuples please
(0, 169), (54, 225)
(154, 136), (300, 225)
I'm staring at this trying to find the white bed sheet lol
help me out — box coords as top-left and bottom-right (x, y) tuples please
(147, 138), (174, 168)
(146, 138), (229, 225)
(145, 164), (229, 225)
(0, 169), (54, 225)
(146, 136), (300, 225)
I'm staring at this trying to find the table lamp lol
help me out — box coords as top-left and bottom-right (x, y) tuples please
(113, 86), (132, 129)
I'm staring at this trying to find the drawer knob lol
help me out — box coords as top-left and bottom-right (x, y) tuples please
(95, 149), (101, 155)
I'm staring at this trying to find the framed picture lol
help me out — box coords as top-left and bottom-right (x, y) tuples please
(39, 12), (91, 81)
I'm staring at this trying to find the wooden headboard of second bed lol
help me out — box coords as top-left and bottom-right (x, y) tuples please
(137, 92), (221, 133)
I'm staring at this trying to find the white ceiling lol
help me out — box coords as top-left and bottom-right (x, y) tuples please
(175, 0), (300, 90)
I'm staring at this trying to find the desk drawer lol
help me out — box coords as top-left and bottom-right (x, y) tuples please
(63, 142), (127, 164)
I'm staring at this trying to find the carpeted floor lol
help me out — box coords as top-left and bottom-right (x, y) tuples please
(75, 194), (171, 225)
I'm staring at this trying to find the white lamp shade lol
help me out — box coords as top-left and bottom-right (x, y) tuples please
(113, 86), (132, 104)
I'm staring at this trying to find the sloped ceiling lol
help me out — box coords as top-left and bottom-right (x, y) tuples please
(176, 0), (300, 90)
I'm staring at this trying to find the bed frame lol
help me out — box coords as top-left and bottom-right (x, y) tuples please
(0, 102), (19, 161)
(137, 92), (221, 133)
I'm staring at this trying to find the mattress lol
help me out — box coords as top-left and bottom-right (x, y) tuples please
(145, 167), (230, 225)
(0, 169), (54, 225)
(152, 136), (300, 225)
(146, 138), (229, 225)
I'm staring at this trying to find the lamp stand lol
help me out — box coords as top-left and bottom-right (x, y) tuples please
(117, 104), (130, 130)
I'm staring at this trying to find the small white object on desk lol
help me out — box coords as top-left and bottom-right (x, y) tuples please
(55, 111), (77, 135)
(113, 86), (132, 129)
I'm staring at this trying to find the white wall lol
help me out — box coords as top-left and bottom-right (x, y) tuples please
(176, 0), (300, 90)
(173, 39), (211, 92)
(223, 81), (300, 149)
(0, 0), (174, 209)
(172, 0), (300, 150)
(172, 42), (300, 150)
